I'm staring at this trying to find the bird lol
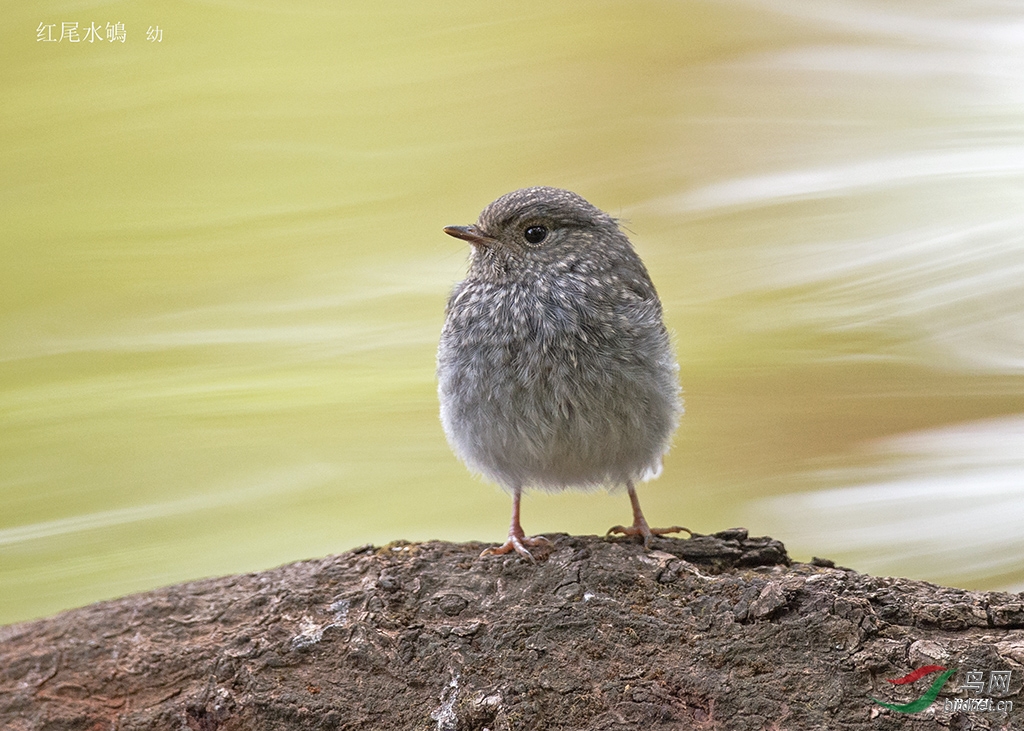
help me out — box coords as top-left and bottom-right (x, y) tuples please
(437, 186), (684, 560)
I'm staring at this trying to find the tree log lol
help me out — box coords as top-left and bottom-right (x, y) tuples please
(2, 531), (1023, 730)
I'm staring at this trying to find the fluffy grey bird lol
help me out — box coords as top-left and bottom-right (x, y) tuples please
(438, 187), (683, 559)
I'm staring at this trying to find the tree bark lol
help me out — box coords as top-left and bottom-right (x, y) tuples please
(2, 531), (1022, 730)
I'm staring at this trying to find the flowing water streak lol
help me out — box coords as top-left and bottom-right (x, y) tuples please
(0, 463), (341, 547)
(752, 416), (1024, 591)
(663, 0), (1024, 588)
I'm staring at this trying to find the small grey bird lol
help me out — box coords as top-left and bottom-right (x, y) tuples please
(438, 187), (683, 559)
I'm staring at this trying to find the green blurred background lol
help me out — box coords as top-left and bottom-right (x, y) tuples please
(4, 0), (1024, 625)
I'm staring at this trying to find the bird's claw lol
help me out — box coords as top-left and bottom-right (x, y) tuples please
(481, 534), (551, 562)
(606, 523), (690, 549)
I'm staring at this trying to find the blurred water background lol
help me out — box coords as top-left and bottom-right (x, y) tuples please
(3, 0), (1024, 624)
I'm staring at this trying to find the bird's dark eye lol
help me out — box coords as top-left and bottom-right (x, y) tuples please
(524, 225), (548, 244)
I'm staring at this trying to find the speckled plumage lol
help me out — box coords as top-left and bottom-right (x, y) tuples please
(437, 187), (683, 557)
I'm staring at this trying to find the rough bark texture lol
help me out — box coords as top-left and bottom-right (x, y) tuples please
(2, 530), (1023, 730)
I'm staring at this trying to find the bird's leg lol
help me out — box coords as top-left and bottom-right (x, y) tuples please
(607, 480), (690, 548)
(481, 487), (551, 561)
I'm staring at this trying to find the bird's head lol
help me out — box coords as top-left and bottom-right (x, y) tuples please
(444, 186), (633, 281)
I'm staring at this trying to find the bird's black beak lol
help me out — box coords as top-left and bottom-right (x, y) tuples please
(444, 225), (495, 248)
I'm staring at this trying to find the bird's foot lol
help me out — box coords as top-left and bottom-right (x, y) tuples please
(481, 533), (551, 562)
(607, 521), (691, 549)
